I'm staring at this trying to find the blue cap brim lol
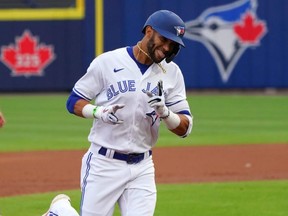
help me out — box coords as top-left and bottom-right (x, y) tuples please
(154, 27), (185, 47)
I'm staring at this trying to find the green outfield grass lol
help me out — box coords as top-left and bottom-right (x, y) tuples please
(0, 181), (288, 216)
(0, 94), (287, 151)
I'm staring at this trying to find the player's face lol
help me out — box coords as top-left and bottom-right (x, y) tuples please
(147, 30), (177, 63)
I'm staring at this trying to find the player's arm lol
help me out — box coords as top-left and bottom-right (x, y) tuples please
(0, 111), (6, 128)
(66, 91), (89, 117)
(66, 91), (125, 124)
(147, 80), (193, 138)
(162, 112), (192, 137)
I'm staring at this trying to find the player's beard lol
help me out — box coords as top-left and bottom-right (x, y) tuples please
(147, 33), (169, 63)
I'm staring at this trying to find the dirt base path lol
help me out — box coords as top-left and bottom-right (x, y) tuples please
(1, 144), (288, 197)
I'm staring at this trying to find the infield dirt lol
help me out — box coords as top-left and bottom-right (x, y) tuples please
(0, 144), (288, 197)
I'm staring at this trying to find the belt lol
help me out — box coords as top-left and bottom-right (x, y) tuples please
(98, 147), (152, 164)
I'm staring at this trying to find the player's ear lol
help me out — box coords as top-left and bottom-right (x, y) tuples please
(144, 26), (153, 36)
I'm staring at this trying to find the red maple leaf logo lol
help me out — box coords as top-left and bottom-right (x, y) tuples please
(0, 30), (55, 76)
(234, 12), (266, 45)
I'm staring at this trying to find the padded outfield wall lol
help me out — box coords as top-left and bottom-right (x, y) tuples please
(0, 0), (287, 91)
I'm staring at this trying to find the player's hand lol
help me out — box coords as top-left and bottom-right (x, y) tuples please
(98, 104), (125, 125)
(146, 80), (169, 118)
(0, 112), (5, 128)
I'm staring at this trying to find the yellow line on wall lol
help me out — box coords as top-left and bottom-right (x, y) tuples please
(95, 0), (104, 56)
(0, 0), (84, 20)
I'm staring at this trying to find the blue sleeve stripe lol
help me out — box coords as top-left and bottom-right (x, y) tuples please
(73, 88), (92, 101)
(177, 110), (191, 116)
(166, 100), (191, 116)
(166, 100), (182, 107)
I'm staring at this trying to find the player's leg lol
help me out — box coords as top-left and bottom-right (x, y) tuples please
(80, 149), (130, 216)
(42, 194), (79, 216)
(119, 188), (157, 216)
(118, 158), (157, 216)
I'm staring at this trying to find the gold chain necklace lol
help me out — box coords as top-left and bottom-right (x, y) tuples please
(136, 42), (166, 73)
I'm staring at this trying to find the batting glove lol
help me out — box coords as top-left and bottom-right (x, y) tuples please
(146, 80), (170, 119)
(95, 104), (125, 125)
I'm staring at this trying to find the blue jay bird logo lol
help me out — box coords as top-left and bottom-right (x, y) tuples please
(184, 0), (267, 82)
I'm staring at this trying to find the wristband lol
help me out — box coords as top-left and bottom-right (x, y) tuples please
(162, 110), (181, 130)
(160, 110), (170, 119)
(82, 104), (100, 118)
(92, 106), (100, 118)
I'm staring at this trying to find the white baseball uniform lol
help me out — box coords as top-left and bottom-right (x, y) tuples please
(71, 46), (192, 216)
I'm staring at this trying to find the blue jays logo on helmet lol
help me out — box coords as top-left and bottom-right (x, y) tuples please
(184, 0), (267, 82)
(175, 26), (185, 37)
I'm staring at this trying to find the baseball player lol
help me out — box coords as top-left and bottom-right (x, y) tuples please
(66, 10), (193, 216)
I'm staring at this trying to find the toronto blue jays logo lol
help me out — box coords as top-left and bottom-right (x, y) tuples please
(146, 110), (158, 126)
(174, 26), (185, 37)
(184, 0), (267, 82)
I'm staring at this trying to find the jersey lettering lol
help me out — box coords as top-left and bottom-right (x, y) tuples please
(142, 82), (158, 95)
(142, 82), (151, 93)
(107, 80), (136, 100)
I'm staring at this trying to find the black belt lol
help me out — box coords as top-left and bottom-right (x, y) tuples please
(98, 147), (152, 164)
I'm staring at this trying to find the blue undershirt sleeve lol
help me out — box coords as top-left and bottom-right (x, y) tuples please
(66, 91), (85, 114)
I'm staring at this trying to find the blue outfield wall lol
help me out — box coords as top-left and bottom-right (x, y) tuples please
(0, 0), (287, 91)
(104, 0), (288, 89)
(0, 21), (85, 91)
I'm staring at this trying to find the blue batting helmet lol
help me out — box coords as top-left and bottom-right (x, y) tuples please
(142, 10), (186, 47)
